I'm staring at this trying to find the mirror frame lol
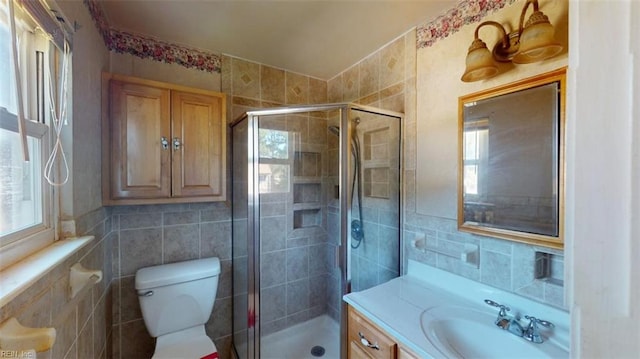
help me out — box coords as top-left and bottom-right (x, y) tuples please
(457, 67), (566, 249)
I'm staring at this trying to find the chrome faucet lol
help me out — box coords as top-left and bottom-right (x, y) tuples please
(484, 299), (524, 337)
(484, 299), (554, 344)
(524, 315), (554, 343)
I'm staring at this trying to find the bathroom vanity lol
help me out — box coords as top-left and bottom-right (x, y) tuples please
(343, 260), (570, 359)
(348, 305), (419, 359)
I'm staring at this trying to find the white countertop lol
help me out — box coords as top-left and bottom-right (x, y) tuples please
(343, 260), (570, 358)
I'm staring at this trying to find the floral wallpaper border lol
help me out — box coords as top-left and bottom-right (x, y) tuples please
(83, 0), (222, 73)
(417, 0), (517, 49)
(84, 0), (518, 71)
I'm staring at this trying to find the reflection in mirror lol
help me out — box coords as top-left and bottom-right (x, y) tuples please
(458, 68), (566, 249)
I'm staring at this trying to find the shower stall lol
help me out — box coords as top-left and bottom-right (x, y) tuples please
(230, 103), (402, 359)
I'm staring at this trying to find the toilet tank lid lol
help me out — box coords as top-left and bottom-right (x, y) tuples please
(135, 257), (220, 290)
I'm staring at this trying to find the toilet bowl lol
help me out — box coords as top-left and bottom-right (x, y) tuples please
(135, 257), (220, 359)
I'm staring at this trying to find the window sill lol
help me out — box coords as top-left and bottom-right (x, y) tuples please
(0, 236), (94, 308)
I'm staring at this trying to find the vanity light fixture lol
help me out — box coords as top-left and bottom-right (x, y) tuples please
(461, 0), (563, 82)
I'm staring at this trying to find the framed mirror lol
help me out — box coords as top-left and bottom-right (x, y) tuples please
(458, 68), (566, 249)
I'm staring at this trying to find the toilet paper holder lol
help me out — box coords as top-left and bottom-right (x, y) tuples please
(0, 317), (56, 354)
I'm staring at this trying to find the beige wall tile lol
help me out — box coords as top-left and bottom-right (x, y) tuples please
(342, 66), (359, 102)
(359, 54), (380, 97)
(285, 72), (309, 104)
(232, 58), (261, 99)
(327, 76), (343, 103)
(309, 77), (328, 104)
(404, 30), (417, 80)
(380, 37), (405, 89)
(261, 66), (286, 104)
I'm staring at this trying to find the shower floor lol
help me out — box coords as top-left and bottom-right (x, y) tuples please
(261, 315), (340, 359)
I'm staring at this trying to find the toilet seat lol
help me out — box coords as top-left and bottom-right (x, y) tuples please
(152, 326), (217, 359)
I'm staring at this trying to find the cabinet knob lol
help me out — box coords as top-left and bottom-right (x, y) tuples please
(173, 137), (182, 150)
(161, 136), (169, 150)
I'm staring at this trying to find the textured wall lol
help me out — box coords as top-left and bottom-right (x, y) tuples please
(56, 0), (110, 219)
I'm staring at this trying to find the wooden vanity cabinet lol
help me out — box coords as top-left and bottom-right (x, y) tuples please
(348, 306), (420, 359)
(103, 73), (226, 205)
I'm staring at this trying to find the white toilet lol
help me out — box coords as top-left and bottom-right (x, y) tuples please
(135, 257), (220, 359)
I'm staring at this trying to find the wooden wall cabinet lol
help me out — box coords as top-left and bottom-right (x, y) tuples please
(102, 73), (226, 205)
(347, 306), (419, 359)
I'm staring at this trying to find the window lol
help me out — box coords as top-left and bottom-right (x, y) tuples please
(258, 128), (291, 193)
(0, 0), (62, 268)
(463, 119), (489, 197)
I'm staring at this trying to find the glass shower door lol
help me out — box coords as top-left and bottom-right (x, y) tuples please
(257, 110), (342, 358)
(347, 108), (401, 293)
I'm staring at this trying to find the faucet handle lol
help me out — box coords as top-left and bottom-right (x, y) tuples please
(485, 299), (513, 329)
(524, 315), (554, 328)
(484, 299), (510, 316)
(524, 315), (554, 343)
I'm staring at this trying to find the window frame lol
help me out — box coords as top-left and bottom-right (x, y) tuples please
(0, 2), (57, 270)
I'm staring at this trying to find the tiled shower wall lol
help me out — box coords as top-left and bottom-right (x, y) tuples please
(327, 33), (410, 293)
(109, 203), (233, 359)
(0, 209), (113, 359)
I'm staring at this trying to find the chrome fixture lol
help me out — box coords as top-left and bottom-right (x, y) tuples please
(461, 0), (563, 82)
(485, 299), (523, 337)
(484, 299), (555, 343)
(524, 315), (554, 343)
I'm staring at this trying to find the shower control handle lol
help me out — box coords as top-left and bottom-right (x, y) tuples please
(358, 332), (380, 350)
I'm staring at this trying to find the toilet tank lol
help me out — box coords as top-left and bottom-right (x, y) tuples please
(135, 257), (220, 337)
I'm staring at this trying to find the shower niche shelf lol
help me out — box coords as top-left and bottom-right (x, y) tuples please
(293, 208), (322, 229)
(364, 167), (390, 199)
(291, 147), (324, 231)
(362, 126), (393, 199)
(293, 182), (321, 204)
(294, 151), (321, 177)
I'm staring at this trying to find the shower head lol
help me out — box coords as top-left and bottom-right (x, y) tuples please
(328, 126), (340, 137)
(328, 117), (360, 137)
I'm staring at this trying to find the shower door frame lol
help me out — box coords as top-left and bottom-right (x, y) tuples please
(231, 102), (404, 359)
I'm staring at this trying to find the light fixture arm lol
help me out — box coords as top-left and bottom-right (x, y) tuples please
(517, 0), (540, 37)
(474, 21), (510, 51)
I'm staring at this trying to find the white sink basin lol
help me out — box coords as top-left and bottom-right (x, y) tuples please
(420, 306), (569, 359)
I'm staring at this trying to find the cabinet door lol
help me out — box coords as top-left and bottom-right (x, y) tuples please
(348, 306), (397, 359)
(109, 81), (171, 199)
(350, 340), (375, 359)
(171, 90), (225, 198)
